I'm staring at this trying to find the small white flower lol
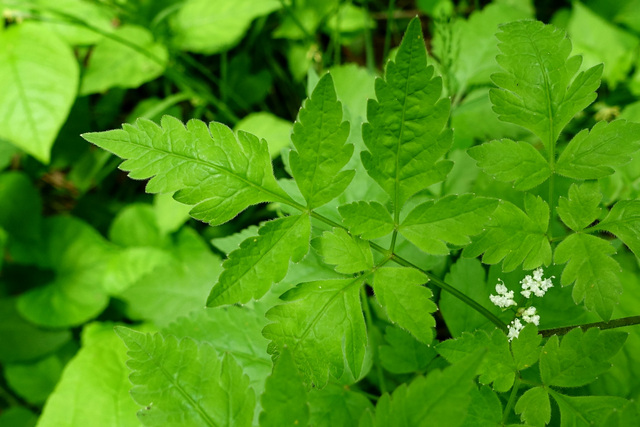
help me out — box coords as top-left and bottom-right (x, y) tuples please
(520, 268), (554, 298)
(507, 319), (524, 341)
(489, 279), (517, 308)
(521, 306), (540, 326)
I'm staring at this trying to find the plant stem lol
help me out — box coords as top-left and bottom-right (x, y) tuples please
(502, 376), (521, 424)
(382, 0), (397, 62)
(540, 315), (640, 337)
(362, 0), (375, 72)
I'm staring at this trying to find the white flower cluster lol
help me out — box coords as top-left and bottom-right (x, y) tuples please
(490, 268), (554, 341)
(520, 268), (554, 298)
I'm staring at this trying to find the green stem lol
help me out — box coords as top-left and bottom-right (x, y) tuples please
(278, 0), (315, 43)
(382, 0), (397, 62)
(540, 315), (640, 337)
(362, 0), (375, 72)
(502, 376), (521, 424)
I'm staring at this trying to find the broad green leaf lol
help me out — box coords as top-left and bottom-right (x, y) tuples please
(379, 326), (436, 374)
(361, 18), (452, 209)
(37, 323), (140, 427)
(308, 383), (374, 427)
(440, 258), (498, 337)
(82, 116), (289, 225)
(510, 324), (542, 371)
(549, 389), (630, 427)
(0, 22), (78, 163)
(491, 20), (602, 150)
(102, 248), (173, 295)
(4, 354), (62, 405)
(338, 201), (394, 239)
(153, 193), (192, 235)
(540, 328), (627, 387)
(372, 351), (484, 427)
(80, 25), (168, 95)
(116, 327), (255, 427)
(263, 277), (367, 388)
(464, 386), (503, 427)
(17, 216), (115, 327)
(207, 214), (310, 307)
(557, 182), (602, 232)
(437, 329), (515, 392)
(172, 0), (280, 54)
(120, 228), (222, 327)
(0, 298), (70, 363)
(556, 120), (640, 179)
(314, 228), (373, 274)
(373, 267), (436, 344)
(554, 233), (621, 320)
(0, 407), (37, 427)
(463, 195), (551, 271)
(515, 387), (551, 427)
(234, 112), (293, 159)
(468, 139), (550, 190)
(109, 203), (169, 248)
(325, 3), (375, 34)
(0, 172), (42, 244)
(399, 195), (498, 255)
(594, 200), (640, 258)
(164, 304), (271, 396)
(290, 73), (354, 208)
(259, 348), (309, 427)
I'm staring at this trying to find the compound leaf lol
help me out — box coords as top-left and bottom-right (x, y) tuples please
(593, 200), (640, 258)
(290, 73), (354, 208)
(510, 324), (542, 371)
(263, 277), (367, 388)
(399, 195), (498, 255)
(259, 348), (309, 427)
(548, 390), (630, 427)
(314, 228), (373, 274)
(491, 20), (602, 150)
(514, 387), (551, 427)
(82, 116), (288, 226)
(468, 139), (550, 190)
(556, 120), (640, 179)
(539, 328), (627, 387)
(338, 201), (395, 239)
(207, 214), (310, 307)
(116, 327), (255, 427)
(463, 195), (551, 271)
(373, 267), (436, 344)
(0, 22), (79, 163)
(554, 233), (621, 320)
(557, 182), (602, 232)
(361, 18), (452, 210)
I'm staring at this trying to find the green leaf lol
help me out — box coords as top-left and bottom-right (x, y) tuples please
(37, 323), (140, 427)
(172, 0), (280, 54)
(399, 195), (498, 255)
(464, 386), (503, 427)
(0, 407), (37, 427)
(540, 328), (627, 387)
(17, 216), (114, 327)
(314, 228), (373, 274)
(153, 193), (192, 235)
(468, 139), (550, 190)
(361, 18), (452, 209)
(0, 298), (71, 363)
(437, 329), (515, 392)
(594, 200), (640, 258)
(234, 112), (293, 159)
(109, 203), (169, 248)
(80, 25), (168, 95)
(259, 348), (309, 427)
(116, 327), (255, 427)
(0, 22), (78, 163)
(510, 324), (542, 371)
(514, 387), (551, 427)
(0, 172), (42, 244)
(263, 277), (367, 387)
(290, 73), (354, 208)
(556, 120), (640, 179)
(379, 326), (436, 374)
(554, 233), (622, 320)
(557, 182), (602, 232)
(372, 351), (484, 427)
(373, 267), (436, 344)
(491, 20), (602, 149)
(82, 116), (288, 225)
(463, 195), (551, 271)
(549, 390), (630, 427)
(207, 214), (310, 307)
(338, 201), (395, 239)
(4, 354), (62, 405)
(308, 383), (374, 427)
